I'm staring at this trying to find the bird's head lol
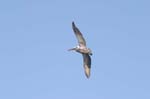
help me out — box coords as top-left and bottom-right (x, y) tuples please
(68, 47), (76, 51)
(68, 45), (80, 51)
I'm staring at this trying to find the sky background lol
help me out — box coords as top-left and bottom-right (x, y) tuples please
(0, 0), (150, 99)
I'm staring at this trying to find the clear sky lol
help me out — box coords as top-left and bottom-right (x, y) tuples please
(0, 0), (150, 99)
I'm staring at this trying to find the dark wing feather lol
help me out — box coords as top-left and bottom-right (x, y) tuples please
(72, 22), (86, 46)
(82, 53), (91, 78)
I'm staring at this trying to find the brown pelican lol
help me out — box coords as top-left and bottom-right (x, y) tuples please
(68, 22), (92, 78)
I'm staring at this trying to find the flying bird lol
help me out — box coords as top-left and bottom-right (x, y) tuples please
(68, 22), (92, 78)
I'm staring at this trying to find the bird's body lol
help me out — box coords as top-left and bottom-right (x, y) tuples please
(69, 45), (92, 55)
(68, 22), (92, 78)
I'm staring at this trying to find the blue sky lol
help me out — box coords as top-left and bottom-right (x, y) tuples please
(0, 0), (150, 99)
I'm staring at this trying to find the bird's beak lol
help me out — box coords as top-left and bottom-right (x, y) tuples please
(68, 48), (76, 51)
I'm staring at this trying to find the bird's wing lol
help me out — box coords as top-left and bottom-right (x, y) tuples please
(82, 53), (91, 78)
(72, 22), (86, 46)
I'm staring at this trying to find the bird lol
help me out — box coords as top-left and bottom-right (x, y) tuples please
(68, 21), (92, 78)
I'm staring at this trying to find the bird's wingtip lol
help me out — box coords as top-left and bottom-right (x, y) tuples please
(84, 65), (91, 79)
